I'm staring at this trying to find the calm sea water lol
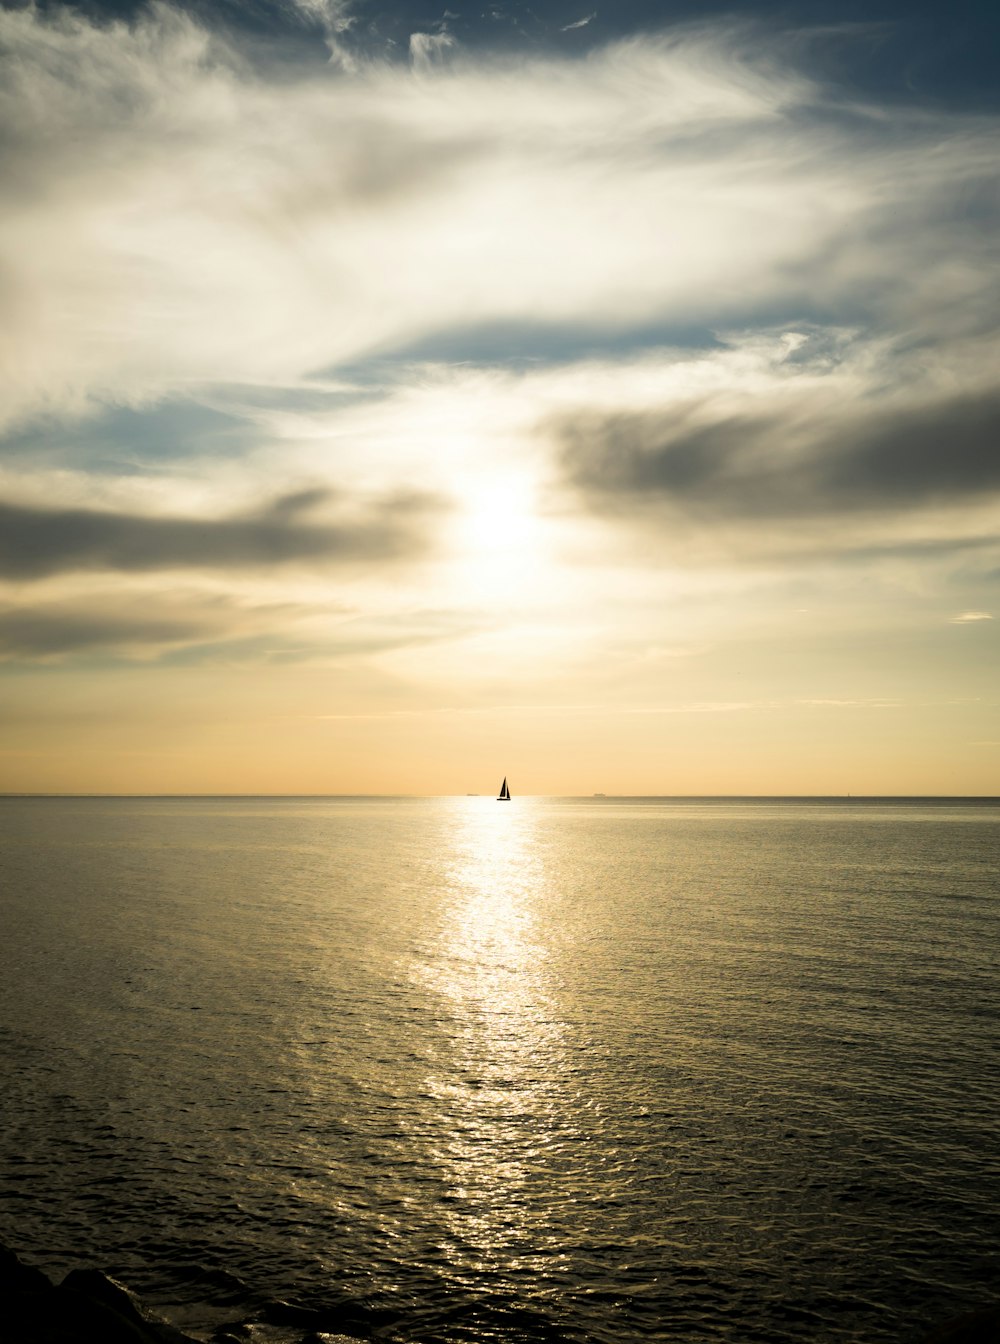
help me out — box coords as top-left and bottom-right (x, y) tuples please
(1, 796), (998, 1344)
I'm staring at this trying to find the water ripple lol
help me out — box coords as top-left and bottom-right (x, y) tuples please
(1, 796), (998, 1343)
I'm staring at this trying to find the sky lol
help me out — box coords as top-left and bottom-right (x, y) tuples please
(1, 0), (998, 795)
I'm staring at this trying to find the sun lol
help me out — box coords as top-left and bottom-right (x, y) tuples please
(441, 468), (551, 604)
(457, 475), (539, 553)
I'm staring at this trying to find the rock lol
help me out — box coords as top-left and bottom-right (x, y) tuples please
(1, 1241), (63, 1343)
(0, 1242), (199, 1344)
(61, 1267), (197, 1344)
(0, 1242), (366, 1344)
(0, 1242), (55, 1297)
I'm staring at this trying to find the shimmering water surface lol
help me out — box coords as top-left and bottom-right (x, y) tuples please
(1, 796), (998, 1343)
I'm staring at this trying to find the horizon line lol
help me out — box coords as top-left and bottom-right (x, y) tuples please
(2, 792), (998, 802)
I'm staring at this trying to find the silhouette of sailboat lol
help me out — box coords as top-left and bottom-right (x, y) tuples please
(497, 776), (511, 801)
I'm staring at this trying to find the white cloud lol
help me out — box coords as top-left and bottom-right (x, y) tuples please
(950, 610), (993, 623)
(562, 14), (597, 33)
(1, 5), (997, 435)
(409, 30), (457, 73)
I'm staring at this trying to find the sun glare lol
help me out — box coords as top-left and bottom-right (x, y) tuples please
(450, 470), (551, 601)
(458, 476), (538, 550)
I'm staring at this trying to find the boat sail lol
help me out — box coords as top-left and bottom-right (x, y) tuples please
(497, 776), (511, 801)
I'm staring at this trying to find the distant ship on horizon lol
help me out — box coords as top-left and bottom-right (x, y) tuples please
(497, 776), (511, 801)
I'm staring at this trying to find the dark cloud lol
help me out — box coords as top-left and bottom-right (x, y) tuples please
(557, 387), (1000, 524)
(0, 584), (334, 660)
(0, 487), (443, 579)
(826, 392), (1000, 504)
(0, 593), (485, 663)
(0, 606), (220, 657)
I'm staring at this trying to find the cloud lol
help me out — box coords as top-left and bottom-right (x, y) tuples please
(1, 2), (999, 703)
(286, 0), (357, 65)
(556, 386), (1000, 522)
(949, 610), (993, 623)
(0, 588), (492, 663)
(409, 30), (457, 72)
(2, 5), (997, 433)
(0, 593), (272, 660)
(0, 487), (443, 579)
(561, 14), (597, 33)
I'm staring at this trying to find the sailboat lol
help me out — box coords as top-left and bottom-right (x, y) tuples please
(497, 776), (511, 801)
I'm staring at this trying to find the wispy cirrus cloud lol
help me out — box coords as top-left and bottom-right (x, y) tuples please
(2, 4), (996, 434)
(286, 0), (357, 64)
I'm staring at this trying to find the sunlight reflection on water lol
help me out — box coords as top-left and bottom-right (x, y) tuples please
(436, 799), (551, 1012)
(415, 800), (572, 1270)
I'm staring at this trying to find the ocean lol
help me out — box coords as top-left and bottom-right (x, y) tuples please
(1, 795), (998, 1344)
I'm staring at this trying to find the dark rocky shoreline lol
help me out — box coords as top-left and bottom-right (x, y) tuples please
(3, 1240), (998, 1344)
(1, 1242), (198, 1344)
(0, 1241), (364, 1344)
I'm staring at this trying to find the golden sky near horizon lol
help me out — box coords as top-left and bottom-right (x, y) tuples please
(0, 4), (998, 795)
